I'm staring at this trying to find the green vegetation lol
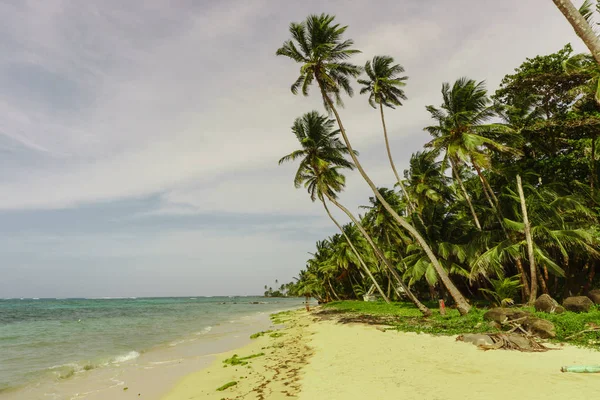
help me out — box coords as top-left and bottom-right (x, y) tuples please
(324, 301), (600, 349)
(269, 332), (286, 338)
(263, 279), (293, 297)
(270, 310), (293, 325)
(216, 381), (237, 392)
(249, 330), (273, 339)
(324, 301), (492, 335)
(274, 12), (600, 316)
(222, 353), (265, 367)
(531, 308), (600, 348)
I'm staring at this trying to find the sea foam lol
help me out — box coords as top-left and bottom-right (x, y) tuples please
(112, 351), (140, 364)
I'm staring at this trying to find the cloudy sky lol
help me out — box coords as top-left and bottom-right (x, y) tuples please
(0, 0), (587, 297)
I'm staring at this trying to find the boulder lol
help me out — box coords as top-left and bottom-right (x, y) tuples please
(534, 294), (564, 314)
(563, 296), (594, 313)
(587, 289), (600, 305)
(522, 317), (556, 339)
(483, 308), (530, 325)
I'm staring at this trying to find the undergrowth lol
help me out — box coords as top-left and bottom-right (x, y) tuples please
(323, 301), (600, 350)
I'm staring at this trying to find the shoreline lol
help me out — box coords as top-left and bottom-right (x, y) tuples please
(0, 305), (302, 400)
(6, 304), (599, 399)
(162, 309), (312, 400)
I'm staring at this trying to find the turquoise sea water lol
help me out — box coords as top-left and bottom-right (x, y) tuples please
(0, 296), (302, 395)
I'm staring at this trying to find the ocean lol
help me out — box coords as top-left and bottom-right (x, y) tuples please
(0, 296), (304, 399)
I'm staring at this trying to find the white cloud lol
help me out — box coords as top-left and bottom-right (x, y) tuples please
(0, 0), (588, 214)
(0, 0), (593, 296)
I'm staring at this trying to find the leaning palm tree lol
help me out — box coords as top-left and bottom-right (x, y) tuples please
(279, 111), (390, 303)
(277, 14), (471, 314)
(552, 0), (600, 66)
(358, 55), (417, 214)
(305, 163), (431, 315)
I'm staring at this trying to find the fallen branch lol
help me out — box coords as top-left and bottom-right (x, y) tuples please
(565, 327), (600, 340)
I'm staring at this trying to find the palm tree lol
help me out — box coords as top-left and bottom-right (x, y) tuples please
(403, 150), (451, 215)
(277, 14), (471, 314)
(280, 120), (430, 314)
(279, 111), (390, 303)
(426, 78), (518, 226)
(358, 55), (417, 214)
(360, 188), (413, 299)
(552, 0), (600, 66)
(308, 239), (341, 301)
(315, 167), (431, 315)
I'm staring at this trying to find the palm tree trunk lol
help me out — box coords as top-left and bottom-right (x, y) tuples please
(591, 134), (596, 197)
(472, 160), (533, 298)
(586, 261), (596, 292)
(324, 192), (432, 316)
(537, 268), (549, 295)
(515, 258), (531, 302)
(552, 0), (600, 66)
(328, 279), (341, 300)
(517, 175), (537, 304)
(322, 198), (391, 303)
(450, 157), (482, 231)
(318, 83), (470, 315)
(379, 103), (417, 214)
(472, 162), (500, 207)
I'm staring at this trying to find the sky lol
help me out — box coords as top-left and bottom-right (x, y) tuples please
(0, 0), (588, 297)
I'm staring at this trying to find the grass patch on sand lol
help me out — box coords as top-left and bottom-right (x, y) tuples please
(323, 301), (493, 335)
(250, 330), (273, 339)
(216, 381), (237, 391)
(270, 310), (294, 325)
(323, 301), (600, 349)
(269, 332), (286, 338)
(222, 352), (265, 367)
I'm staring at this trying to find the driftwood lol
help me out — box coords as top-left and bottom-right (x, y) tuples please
(457, 333), (557, 352)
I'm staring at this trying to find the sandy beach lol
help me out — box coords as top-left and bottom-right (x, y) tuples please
(163, 308), (600, 400)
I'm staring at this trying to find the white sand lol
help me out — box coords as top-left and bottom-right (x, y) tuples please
(299, 320), (600, 399)
(162, 310), (600, 399)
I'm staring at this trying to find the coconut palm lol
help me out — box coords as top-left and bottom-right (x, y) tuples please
(279, 111), (390, 303)
(277, 14), (471, 314)
(425, 78), (519, 230)
(403, 150), (452, 215)
(360, 188), (413, 299)
(281, 132), (430, 314)
(358, 55), (419, 215)
(314, 166), (432, 315)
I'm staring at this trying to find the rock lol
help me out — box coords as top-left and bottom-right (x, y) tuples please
(563, 296), (594, 313)
(458, 334), (495, 346)
(534, 294), (563, 314)
(505, 333), (534, 349)
(483, 308), (530, 325)
(587, 289), (600, 305)
(488, 321), (501, 330)
(522, 317), (556, 339)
